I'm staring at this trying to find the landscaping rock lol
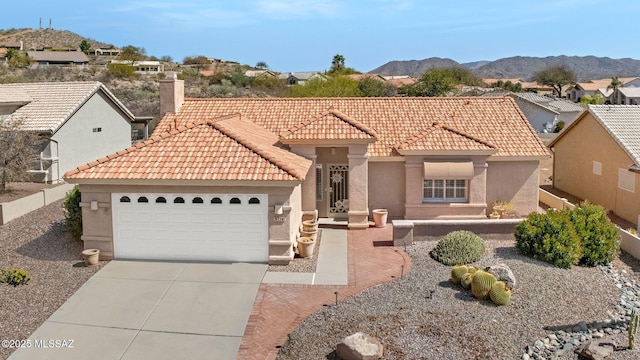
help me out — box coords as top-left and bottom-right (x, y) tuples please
(574, 338), (615, 360)
(486, 263), (516, 289)
(336, 332), (383, 360)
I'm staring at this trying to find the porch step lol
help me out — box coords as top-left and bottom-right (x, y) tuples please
(268, 240), (294, 265)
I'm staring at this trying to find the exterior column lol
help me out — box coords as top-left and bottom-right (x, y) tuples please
(289, 145), (317, 220)
(347, 145), (369, 229)
(469, 160), (488, 211)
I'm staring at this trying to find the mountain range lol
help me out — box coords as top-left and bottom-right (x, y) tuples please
(369, 56), (640, 81)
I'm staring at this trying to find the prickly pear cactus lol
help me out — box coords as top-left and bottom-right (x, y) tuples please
(471, 270), (496, 300)
(489, 281), (511, 305)
(451, 265), (469, 285)
(461, 272), (474, 290)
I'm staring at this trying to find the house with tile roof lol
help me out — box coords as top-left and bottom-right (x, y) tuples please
(0, 81), (135, 183)
(549, 105), (640, 225)
(566, 77), (640, 102)
(27, 50), (89, 68)
(63, 76), (549, 264)
(278, 71), (328, 85)
(510, 93), (584, 132)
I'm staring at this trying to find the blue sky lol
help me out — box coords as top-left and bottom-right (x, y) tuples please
(3, 0), (638, 72)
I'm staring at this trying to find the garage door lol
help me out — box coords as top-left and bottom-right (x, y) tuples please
(111, 193), (268, 262)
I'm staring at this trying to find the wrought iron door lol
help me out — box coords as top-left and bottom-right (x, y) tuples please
(328, 164), (349, 217)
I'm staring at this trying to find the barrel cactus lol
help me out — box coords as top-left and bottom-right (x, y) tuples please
(489, 281), (511, 305)
(471, 270), (496, 300)
(430, 231), (486, 265)
(466, 265), (479, 274)
(460, 272), (474, 290)
(451, 265), (469, 285)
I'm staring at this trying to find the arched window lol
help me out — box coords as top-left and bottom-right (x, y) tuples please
(174, 197), (185, 204)
(192, 197), (204, 204)
(137, 196), (149, 203)
(230, 197), (241, 204)
(155, 197), (167, 203)
(249, 197), (260, 204)
(211, 197), (222, 204)
(119, 196), (131, 203)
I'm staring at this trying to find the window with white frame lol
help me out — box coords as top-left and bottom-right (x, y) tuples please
(423, 179), (468, 203)
(593, 161), (602, 175)
(619, 168), (636, 193)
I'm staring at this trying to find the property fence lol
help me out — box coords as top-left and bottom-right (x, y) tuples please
(0, 184), (74, 225)
(538, 188), (575, 210)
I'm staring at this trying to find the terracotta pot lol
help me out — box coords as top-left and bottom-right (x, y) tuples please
(297, 237), (316, 258)
(300, 228), (318, 241)
(302, 220), (319, 232)
(82, 249), (100, 266)
(489, 213), (500, 220)
(372, 209), (388, 228)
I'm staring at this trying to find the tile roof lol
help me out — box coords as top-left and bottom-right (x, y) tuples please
(280, 108), (378, 141)
(154, 97), (549, 158)
(512, 93), (583, 113)
(619, 87), (640, 98)
(0, 87), (32, 105)
(396, 123), (497, 152)
(0, 81), (135, 133)
(27, 50), (89, 63)
(588, 105), (640, 167)
(65, 115), (312, 181)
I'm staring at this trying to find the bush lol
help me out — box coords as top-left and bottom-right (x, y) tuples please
(63, 185), (82, 241)
(430, 230), (486, 265)
(569, 202), (620, 266)
(0, 268), (32, 286)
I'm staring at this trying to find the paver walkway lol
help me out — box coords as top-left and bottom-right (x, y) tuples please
(237, 225), (412, 360)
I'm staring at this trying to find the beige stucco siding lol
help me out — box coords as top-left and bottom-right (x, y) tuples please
(51, 91), (131, 181)
(78, 183), (302, 262)
(486, 160), (540, 216)
(368, 161), (405, 219)
(553, 115), (640, 223)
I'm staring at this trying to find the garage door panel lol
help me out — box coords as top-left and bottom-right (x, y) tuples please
(112, 193), (268, 262)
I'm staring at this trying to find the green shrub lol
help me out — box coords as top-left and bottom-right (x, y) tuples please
(0, 268), (32, 286)
(430, 230), (486, 265)
(63, 185), (82, 241)
(515, 210), (582, 268)
(570, 202), (620, 266)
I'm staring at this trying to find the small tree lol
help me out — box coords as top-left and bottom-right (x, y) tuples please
(63, 185), (82, 241)
(0, 118), (39, 192)
(330, 54), (345, 73)
(531, 65), (577, 97)
(255, 61), (269, 70)
(79, 40), (91, 54)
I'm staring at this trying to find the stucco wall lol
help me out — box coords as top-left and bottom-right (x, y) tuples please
(77, 183), (302, 262)
(51, 91), (131, 182)
(368, 161), (405, 219)
(514, 98), (557, 133)
(553, 115), (640, 224)
(486, 160), (541, 217)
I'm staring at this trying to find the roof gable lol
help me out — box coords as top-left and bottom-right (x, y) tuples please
(396, 123), (497, 152)
(65, 115), (312, 182)
(280, 107), (378, 142)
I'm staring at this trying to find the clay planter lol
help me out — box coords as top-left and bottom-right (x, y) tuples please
(372, 209), (388, 228)
(297, 237), (316, 258)
(302, 220), (319, 232)
(82, 249), (100, 266)
(489, 212), (501, 220)
(300, 228), (318, 242)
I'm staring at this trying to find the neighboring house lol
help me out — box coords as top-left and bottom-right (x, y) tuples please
(618, 87), (640, 105)
(348, 73), (386, 82)
(549, 105), (640, 225)
(0, 81), (135, 183)
(0, 41), (23, 50)
(566, 77), (640, 102)
(278, 71), (328, 85)
(244, 69), (277, 78)
(383, 75), (418, 88)
(90, 47), (121, 56)
(511, 93), (584, 131)
(27, 50), (89, 68)
(482, 78), (554, 94)
(64, 76), (549, 264)
(108, 60), (164, 73)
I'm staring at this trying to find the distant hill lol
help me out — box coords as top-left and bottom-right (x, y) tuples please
(371, 55), (640, 81)
(0, 28), (111, 50)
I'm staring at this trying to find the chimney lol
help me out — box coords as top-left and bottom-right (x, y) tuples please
(159, 72), (184, 116)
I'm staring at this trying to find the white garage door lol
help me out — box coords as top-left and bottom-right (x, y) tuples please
(111, 193), (268, 262)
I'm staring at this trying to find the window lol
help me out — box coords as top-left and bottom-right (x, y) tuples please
(192, 197), (204, 204)
(174, 197), (185, 204)
(137, 196), (149, 203)
(119, 196), (131, 203)
(423, 179), (467, 203)
(619, 168), (636, 193)
(155, 196), (167, 203)
(249, 197), (260, 204)
(211, 197), (222, 204)
(593, 161), (602, 176)
(230, 197), (241, 204)
(315, 164), (323, 201)
(92, 127), (102, 133)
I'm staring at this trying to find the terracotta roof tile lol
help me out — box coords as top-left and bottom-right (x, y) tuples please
(65, 115), (312, 181)
(280, 107), (378, 141)
(396, 123), (497, 151)
(154, 97), (548, 158)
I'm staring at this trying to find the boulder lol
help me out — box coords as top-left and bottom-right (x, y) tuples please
(486, 263), (516, 289)
(574, 339), (615, 360)
(336, 332), (383, 360)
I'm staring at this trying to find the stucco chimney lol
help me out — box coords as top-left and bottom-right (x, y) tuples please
(159, 72), (184, 115)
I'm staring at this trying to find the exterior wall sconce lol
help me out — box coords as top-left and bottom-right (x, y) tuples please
(274, 204), (284, 215)
(90, 200), (99, 211)
(331, 147), (336, 155)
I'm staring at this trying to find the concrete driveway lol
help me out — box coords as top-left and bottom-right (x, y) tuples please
(8, 261), (267, 360)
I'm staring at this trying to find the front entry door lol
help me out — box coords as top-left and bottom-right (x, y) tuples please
(328, 164), (349, 218)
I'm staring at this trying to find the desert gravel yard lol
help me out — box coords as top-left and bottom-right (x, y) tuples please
(277, 240), (640, 360)
(0, 200), (102, 360)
